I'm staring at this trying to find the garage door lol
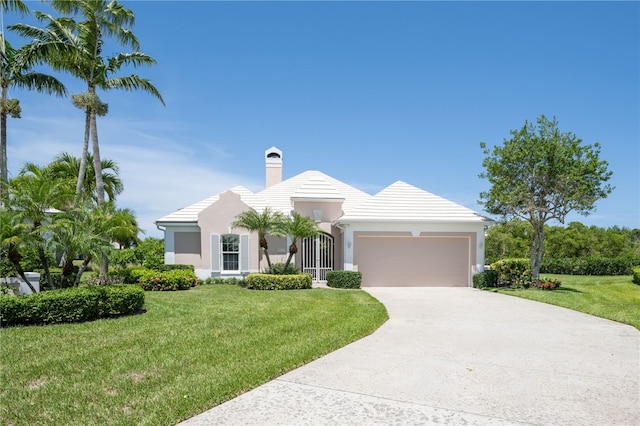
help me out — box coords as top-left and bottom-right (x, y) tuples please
(355, 236), (470, 287)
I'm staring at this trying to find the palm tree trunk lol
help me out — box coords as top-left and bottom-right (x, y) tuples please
(8, 246), (38, 293)
(1, 86), (8, 183)
(37, 245), (54, 290)
(90, 110), (108, 276)
(74, 255), (91, 287)
(75, 108), (91, 201)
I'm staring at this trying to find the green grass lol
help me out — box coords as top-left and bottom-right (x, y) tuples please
(0, 285), (388, 426)
(492, 275), (640, 330)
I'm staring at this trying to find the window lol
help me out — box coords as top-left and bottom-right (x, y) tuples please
(221, 234), (239, 271)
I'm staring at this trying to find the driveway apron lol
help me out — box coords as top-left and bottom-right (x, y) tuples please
(178, 287), (640, 426)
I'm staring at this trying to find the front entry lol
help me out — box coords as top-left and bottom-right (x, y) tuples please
(302, 233), (334, 282)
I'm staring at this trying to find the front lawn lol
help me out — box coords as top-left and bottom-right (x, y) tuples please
(0, 285), (388, 425)
(492, 274), (640, 330)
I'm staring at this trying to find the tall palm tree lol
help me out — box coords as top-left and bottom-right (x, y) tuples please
(49, 151), (123, 203)
(232, 207), (283, 270)
(1, 0), (67, 182)
(16, 0), (165, 205)
(275, 212), (320, 272)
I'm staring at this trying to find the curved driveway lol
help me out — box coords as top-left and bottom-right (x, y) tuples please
(180, 288), (640, 426)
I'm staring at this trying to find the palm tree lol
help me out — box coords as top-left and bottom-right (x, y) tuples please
(1, 0), (67, 182)
(103, 205), (142, 249)
(49, 152), (123, 203)
(49, 202), (115, 286)
(276, 212), (320, 272)
(9, 162), (74, 288)
(16, 0), (164, 205)
(232, 207), (283, 270)
(0, 203), (37, 293)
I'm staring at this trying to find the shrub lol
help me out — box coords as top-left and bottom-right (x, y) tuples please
(85, 275), (125, 286)
(633, 267), (640, 285)
(137, 269), (198, 291)
(263, 262), (300, 275)
(530, 278), (562, 290)
(137, 238), (165, 270)
(155, 264), (194, 272)
(108, 248), (141, 269)
(108, 267), (149, 285)
(201, 277), (246, 286)
(541, 256), (640, 276)
(472, 270), (499, 289)
(245, 273), (312, 290)
(0, 285), (144, 327)
(326, 271), (362, 289)
(490, 258), (531, 287)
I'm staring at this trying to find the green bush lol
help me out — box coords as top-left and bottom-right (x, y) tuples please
(245, 273), (312, 290)
(137, 269), (198, 291)
(541, 256), (640, 276)
(490, 258), (531, 287)
(155, 264), (194, 272)
(201, 277), (246, 286)
(633, 267), (640, 285)
(326, 271), (362, 289)
(472, 270), (499, 288)
(263, 262), (300, 275)
(108, 249), (141, 269)
(85, 275), (125, 286)
(108, 267), (151, 285)
(137, 238), (165, 270)
(0, 285), (144, 327)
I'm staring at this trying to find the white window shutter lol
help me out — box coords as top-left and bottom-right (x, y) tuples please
(240, 234), (249, 273)
(210, 234), (220, 273)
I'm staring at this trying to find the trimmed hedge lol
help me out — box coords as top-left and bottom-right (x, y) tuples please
(326, 271), (362, 289)
(0, 285), (145, 327)
(490, 258), (531, 286)
(245, 273), (312, 290)
(472, 270), (499, 288)
(633, 267), (640, 285)
(137, 269), (199, 291)
(541, 257), (640, 276)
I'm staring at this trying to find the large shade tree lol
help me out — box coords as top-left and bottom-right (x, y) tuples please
(479, 115), (613, 278)
(1, 0), (67, 182)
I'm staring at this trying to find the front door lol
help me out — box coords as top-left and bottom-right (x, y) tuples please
(302, 233), (334, 282)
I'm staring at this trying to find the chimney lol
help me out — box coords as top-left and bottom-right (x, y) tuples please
(265, 147), (282, 188)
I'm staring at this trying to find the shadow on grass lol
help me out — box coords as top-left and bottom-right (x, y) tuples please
(554, 287), (583, 294)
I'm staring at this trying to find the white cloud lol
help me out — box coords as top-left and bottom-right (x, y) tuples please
(6, 110), (263, 239)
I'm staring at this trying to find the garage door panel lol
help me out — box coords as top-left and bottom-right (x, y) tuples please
(355, 236), (469, 287)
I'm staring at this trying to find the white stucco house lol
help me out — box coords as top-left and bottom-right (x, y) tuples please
(155, 147), (492, 287)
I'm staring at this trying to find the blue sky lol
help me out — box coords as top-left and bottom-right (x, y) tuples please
(5, 1), (639, 238)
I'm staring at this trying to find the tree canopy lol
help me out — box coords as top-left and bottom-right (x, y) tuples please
(479, 115), (614, 277)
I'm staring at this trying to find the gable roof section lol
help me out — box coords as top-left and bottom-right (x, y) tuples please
(337, 181), (489, 223)
(156, 186), (255, 223)
(249, 170), (369, 214)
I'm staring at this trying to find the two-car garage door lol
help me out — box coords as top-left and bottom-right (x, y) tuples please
(355, 236), (471, 287)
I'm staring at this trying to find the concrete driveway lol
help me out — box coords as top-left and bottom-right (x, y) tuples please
(179, 288), (640, 426)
